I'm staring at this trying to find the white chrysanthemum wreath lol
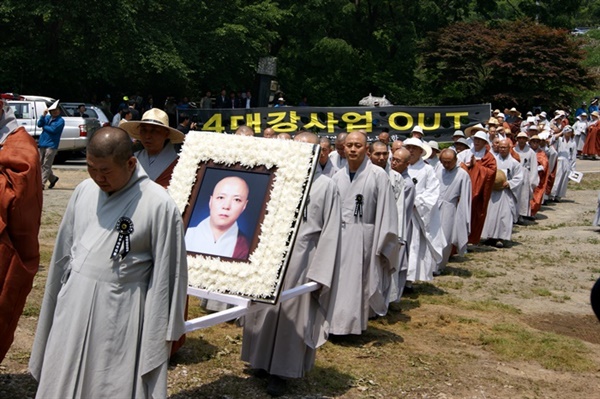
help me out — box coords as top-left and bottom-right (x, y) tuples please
(169, 131), (316, 299)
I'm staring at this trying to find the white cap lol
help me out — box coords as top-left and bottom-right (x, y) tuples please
(453, 130), (465, 137)
(411, 125), (424, 135)
(428, 140), (440, 151)
(473, 131), (489, 144)
(497, 112), (505, 119)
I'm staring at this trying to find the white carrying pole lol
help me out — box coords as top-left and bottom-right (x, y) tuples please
(184, 282), (320, 332)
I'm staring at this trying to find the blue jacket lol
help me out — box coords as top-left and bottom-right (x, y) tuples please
(37, 114), (65, 149)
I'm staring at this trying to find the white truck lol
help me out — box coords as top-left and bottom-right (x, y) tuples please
(7, 96), (100, 158)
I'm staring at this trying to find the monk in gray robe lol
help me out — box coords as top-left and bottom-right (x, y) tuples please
(549, 126), (576, 202)
(329, 131), (399, 335)
(514, 132), (539, 222)
(30, 127), (188, 399)
(481, 139), (524, 248)
(436, 149), (472, 271)
(369, 141), (405, 305)
(121, 108), (185, 188)
(318, 136), (339, 177)
(241, 132), (341, 397)
(328, 132), (348, 169)
(390, 147), (415, 300)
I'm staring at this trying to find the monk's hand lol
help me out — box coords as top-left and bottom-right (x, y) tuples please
(503, 181), (509, 188)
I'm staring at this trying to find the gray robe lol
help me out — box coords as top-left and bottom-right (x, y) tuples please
(436, 165), (472, 269)
(318, 157), (339, 178)
(135, 142), (177, 182)
(329, 158), (399, 335)
(29, 165), (188, 399)
(594, 192), (600, 227)
(329, 151), (348, 170)
(481, 155), (523, 241)
(241, 171), (341, 378)
(514, 144), (538, 217)
(550, 136), (576, 200)
(384, 166), (406, 305)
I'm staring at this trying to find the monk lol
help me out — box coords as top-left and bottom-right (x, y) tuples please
(529, 135), (549, 216)
(0, 98), (43, 361)
(457, 131), (497, 244)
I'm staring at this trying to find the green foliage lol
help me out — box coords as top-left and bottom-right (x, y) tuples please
(0, 1), (598, 108)
(421, 19), (596, 111)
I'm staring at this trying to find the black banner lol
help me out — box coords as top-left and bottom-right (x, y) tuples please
(181, 104), (491, 142)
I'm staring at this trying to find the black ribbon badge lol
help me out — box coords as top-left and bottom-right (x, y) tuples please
(354, 194), (363, 218)
(111, 217), (134, 260)
(303, 195), (311, 222)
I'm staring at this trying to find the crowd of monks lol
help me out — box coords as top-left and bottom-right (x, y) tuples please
(2, 103), (594, 398)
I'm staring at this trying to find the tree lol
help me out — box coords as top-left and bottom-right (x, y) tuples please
(421, 19), (596, 111)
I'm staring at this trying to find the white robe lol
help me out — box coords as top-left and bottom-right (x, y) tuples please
(551, 136), (576, 199)
(481, 155), (523, 241)
(574, 119), (589, 152)
(241, 171), (341, 378)
(329, 158), (399, 335)
(29, 165), (188, 399)
(406, 159), (446, 280)
(436, 165), (472, 269)
(514, 144), (538, 217)
(594, 192), (600, 227)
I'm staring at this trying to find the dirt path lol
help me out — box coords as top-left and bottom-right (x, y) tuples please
(2, 165), (600, 399)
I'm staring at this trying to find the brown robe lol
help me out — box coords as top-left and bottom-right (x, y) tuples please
(154, 158), (178, 189)
(0, 127), (43, 361)
(530, 150), (549, 216)
(461, 150), (496, 244)
(583, 122), (600, 156)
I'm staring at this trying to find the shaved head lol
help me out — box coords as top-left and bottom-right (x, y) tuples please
(263, 127), (276, 138)
(294, 131), (319, 144)
(88, 126), (133, 164)
(391, 147), (410, 174)
(235, 125), (254, 136)
(277, 133), (292, 140)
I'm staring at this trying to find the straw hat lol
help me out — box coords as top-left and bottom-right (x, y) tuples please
(509, 107), (521, 117)
(516, 132), (528, 139)
(493, 169), (507, 191)
(487, 117), (499, 126)
(465, 123), (488, 137)
(121, 108), (185, 144)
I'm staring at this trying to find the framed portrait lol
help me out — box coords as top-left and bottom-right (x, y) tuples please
(169, 131), (319, 303)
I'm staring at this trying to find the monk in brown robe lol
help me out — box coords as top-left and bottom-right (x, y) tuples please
(459, 129), (497, 244)
(529, 135), (549, 216)
(0, 100), (43, 361)
(582, 111), (600, 160)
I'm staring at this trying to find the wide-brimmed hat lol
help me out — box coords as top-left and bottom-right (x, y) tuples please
(579, 112), (588, 118)
(121, 108), (185, 144)
(465, 123), (488, 137)
(472, 131), (489, 144)
(529, 135), (541, 141)
(509, 107), (521, 117)
(48, 100), (60, 111)
(540, 111), (547, 118)
(592, 111), (600, 118)
(592, 98), (599, 105)
(404, 137), (433, 159)
(493, 169), (507, 191)
(428, 140), (440, 152)
(452, 130), (465, 138)
(497, 112), (506, 119)
(487, 117), (499, 126)
(516, 132), (528, 139)
(528, 125), (539, 131)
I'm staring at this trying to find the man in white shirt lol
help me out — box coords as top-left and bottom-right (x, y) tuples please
(185, 176), (251, 259)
